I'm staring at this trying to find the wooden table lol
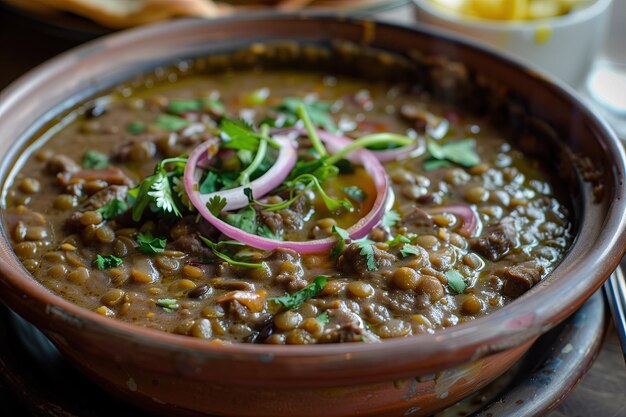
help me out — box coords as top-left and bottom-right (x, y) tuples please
(0, 3), (625, 416)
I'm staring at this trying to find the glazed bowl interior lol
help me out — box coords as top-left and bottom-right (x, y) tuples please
(0, 14), (625, 384)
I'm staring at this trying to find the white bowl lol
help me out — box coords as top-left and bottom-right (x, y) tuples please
(413, 0), (613, 85)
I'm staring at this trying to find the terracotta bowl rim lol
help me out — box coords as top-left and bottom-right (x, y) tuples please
(0, 13), (625, 360)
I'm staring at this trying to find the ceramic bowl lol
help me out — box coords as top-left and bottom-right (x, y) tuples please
(413, 0), (613, 85)
(0, 14), (624, 417)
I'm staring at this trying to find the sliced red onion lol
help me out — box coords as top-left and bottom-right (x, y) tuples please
(184, 130), (388, 253)
(428, 204), (480, 237)
(188, 136), (297, 212)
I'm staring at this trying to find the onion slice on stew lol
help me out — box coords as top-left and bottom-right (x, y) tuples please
(184, 132), (389, 253)
(428, 204), (480, 237)
(186, 136), (297, 212)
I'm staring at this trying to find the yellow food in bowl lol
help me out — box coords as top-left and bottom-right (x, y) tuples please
(430, 0), (594, 20)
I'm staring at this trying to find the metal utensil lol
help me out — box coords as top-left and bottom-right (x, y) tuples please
(604, 267), (626, 361)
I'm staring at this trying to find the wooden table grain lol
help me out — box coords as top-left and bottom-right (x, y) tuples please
(0, 4), (625, 417)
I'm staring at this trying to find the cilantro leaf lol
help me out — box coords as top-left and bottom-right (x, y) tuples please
(425, 139), (480, 170)
(445, 270), (467, 294)
(400, 244), (422, 258)
(269, 275), (329, 309)
(198, 235), (263, 269)
(147, 171), (181, 217)
(131, 157), (187, 221)
(82, 150), (109, 169)
(156, 114), (190, 131)
(342, 186), (367, 203)
(278, 98), (336, 132)
(330, 225), (350, 258)
(386, 235), (411, 247)
(136, 232), (167, 254)
(220, 118), (260, 151)
(316, 311), (329, 325)
(199, 171), (219, 194)
(156, 298), (179, 312)
(224, 206), (257, 234)
(257, 224), (282, 241)
(167, 98), (224, 115)
(93, 254), (122, 270)
(423, 159), (453, 172)
(382, 210), (401, 229)
(96, 199), (127, 220)
(126, 121), (146, 135)
(355, 240), (376, 271)
(206, 195), (227, 217)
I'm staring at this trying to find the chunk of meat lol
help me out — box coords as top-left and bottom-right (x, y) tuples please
(84, 185), (128, 210)
(114, 140), (157, 163)
(318, 308), (380, 344)
(57, 167), (134, 187)
(45, 155), (80, 175)
(498, 261), (545, 297)
(259, 210), (283, 234)
(470, 218), (517, 261)
(337, 242), (396, 276)
(171, 234), (213, 258)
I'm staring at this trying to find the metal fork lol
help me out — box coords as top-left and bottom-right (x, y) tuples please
(604, 265), (626, 361)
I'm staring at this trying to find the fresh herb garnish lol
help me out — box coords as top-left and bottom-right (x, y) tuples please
(156, 298), (179, 312)
(386, 235), (411, 247)
(257, 224), (283, 241)
(167, 98), (224, 115)
(82, 150), (109, 169)
(95, 198), (127, 220)
(269, 275), (330, 309)
(206, 195), (227, 217)
(355, 240), (377, 271)
(136, 232), (167, 254)
(342, 186), (367, 203)
(126, 121), (146, 135)
(424, 139), (480, 171)
(445, 270), (467, 294)
(278, 97), (336, 132)
(224, 206), (257, 234)
(198, 236), (263, 269)
(220, 118), (262, 151)
(400, 244), (422, 258)
(316, 311), (329, 325)
(382, 210), (401, 229)
(93, 254), (123, 270)
(131, 156), (188, 222)
(330, 225), (350, 257)
(156, 114), (190, 131)
(287, 174), (352, 212)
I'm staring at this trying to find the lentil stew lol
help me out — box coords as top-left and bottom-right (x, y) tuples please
(2, 43), (572, 345)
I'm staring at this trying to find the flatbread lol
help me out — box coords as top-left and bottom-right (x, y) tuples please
(21, 0), (229, 28)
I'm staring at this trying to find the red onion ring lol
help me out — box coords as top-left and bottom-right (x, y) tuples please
(428, 204), (480, 237)
(189, 137), (297, 212)
(184, 130), (389, 253)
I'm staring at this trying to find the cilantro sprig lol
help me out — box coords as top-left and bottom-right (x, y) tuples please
(424, 139), (480, 171)
(355, 240), (377, 271)
(198, 236), (263, 269)
(96, 199), (127, 220)
(445, 270), (467, 294)
(156, 298), (179, 312)
(269, 275), (330, 309)
(136, 232), (167, 255)
(82, 150), (109, 169)
(93, 254), (122, 270)
(330, 225), (350, 257)
(130, 156), (188, 222)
